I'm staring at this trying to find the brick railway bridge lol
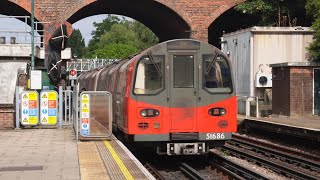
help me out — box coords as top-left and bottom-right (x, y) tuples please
(0, 0), (308, 83)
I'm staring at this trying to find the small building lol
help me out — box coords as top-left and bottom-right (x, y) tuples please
(221, 26), (314, 116)
(271, 62), (320, 117)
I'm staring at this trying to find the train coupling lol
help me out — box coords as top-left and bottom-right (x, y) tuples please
(166, 143), (206, 155)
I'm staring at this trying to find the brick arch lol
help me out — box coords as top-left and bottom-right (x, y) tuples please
(64, 0), (192, 41)
(6, 0), (44, 25)
(204, 0), (245, 29)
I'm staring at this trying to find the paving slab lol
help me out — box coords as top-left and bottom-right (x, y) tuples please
(0, 127), (80, 180)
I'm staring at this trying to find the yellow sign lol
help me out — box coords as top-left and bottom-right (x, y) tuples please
(82, 109), (89, 113)
(42, 94), (47, 98)
(82, 99), (89, 103)
(23, 94), (28, 99)
(29, 92), (37, 100)
(83, 94), (88, 99)
(29, 117), (37, 124)
(48, 92), (56, 100)
(83, 103), (88, 109)
(23, 118), (28, 122)
(48, 117), (57, 124)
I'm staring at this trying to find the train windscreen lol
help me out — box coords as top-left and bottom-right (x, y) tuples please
(134, 55), (165, 95)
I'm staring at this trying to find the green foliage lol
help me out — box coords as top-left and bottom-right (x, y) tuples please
(85, 15), (159, 59)
(93, 43), (138, 59)
(306, 0), (320, 61)
(67, 29), (85, 58)
(235, 0), (306, 26)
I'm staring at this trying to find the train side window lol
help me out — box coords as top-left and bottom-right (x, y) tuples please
(134, 55), (165, 95)
(203, 54), (232, 93)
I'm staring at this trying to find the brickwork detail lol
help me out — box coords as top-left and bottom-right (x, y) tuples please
(0, 107), (15, 129)
(290, 67), (313, 116)
(8, 0), (243, 42)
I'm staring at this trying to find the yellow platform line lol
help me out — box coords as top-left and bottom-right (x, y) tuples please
(103, 139), (134, 180)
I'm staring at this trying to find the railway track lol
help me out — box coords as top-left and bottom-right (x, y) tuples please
(221, 134), (320, 180)
(209, 151), (269, 180)
(144, 163), (166, 180)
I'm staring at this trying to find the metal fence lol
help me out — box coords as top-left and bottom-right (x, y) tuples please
(67, 59), (118, 72)
(0, 15), (49, 47)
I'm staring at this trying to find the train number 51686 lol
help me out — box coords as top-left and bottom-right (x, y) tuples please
(206, 133), (225, 140)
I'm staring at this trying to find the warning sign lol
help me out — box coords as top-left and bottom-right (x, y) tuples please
(20, 91), (39, 126)
(81, 93), (90, 136)
(40, 91), (58, 125)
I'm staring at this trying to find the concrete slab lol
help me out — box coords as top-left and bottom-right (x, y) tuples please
(0, 127), (80, 180)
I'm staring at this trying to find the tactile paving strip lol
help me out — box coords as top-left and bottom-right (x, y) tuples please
(97, 140), (150, 180)
(78, 141), (110, 180)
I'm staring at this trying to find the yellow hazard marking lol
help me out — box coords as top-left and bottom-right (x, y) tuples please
(42, 93), (47, 98)
(42, 117), (47, 122)
(29, 92), (37, 100)
(103, 140), (134, 180)
(23, 94), (28, 99)
(23, 118), (28, 122)
(83, 94), (88, 99)
(48, 92), (56, 100)
(83, 103), (88, 108)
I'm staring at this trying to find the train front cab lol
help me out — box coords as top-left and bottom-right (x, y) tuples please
(126, 39), (237, 155)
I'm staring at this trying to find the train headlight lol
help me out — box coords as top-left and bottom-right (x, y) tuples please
(140, 109), (160, 117)
(140, 110), (148, 117)
(208, 108), (226, 116)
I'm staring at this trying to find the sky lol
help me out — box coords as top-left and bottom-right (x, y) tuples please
(0, 14), (109, 46)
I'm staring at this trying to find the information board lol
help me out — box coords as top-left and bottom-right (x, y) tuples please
(40, 90), (58, 125)
(20, 91), (39, 126)
(80, 93), (90, 136)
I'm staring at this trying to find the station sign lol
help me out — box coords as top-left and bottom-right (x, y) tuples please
(20, 91), (39, 126)
(80, 93), (90, 136)
(40, 90), (58, 125)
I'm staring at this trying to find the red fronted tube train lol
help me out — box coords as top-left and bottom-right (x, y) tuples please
(77, 39), (237, 155)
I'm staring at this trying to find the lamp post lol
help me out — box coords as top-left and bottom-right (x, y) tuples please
(31, 0), (35, 70)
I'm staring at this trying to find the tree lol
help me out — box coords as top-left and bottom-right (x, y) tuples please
(86, 15), (121, 55)
(131, 21), (159, 50)
(67, 29), (85, 58)
(306, 0), (320, 61)
(85, 15), (159, 58)
(235, 0), (307, 26)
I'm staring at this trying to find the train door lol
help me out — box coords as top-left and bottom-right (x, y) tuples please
(169, 54), (198, 131)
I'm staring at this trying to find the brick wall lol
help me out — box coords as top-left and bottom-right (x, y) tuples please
(9, 0), (244, 42)
(0, 107), (15, 129)
(289, 67), (313, 116)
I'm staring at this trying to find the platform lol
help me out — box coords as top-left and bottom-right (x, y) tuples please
(238, 115), (320, 141)
(0, 127), (155, 180)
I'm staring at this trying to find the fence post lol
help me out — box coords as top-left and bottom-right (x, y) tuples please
(245, 97), (250, 118)
(256, 97), (259, 118)
(15, 86), (20, 129)
(59, 86), (63, 128)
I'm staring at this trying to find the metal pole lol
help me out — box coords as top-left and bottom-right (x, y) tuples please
(59, 86), (63, 128)
(31, 0), (35, 70)
(15, 86), (20, 129)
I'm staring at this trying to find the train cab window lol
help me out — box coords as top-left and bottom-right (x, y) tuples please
(203, 54), (232, 93)
(134, 55), (165, 95)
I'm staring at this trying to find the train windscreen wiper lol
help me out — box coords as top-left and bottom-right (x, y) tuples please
(148, 52), (163, 78)
(204, 51), (219, 76)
